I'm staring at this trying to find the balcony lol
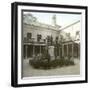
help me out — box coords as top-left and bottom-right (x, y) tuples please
(23, 38), (47, 45)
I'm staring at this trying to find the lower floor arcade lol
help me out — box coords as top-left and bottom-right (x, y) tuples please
(23, 40), (80, 60)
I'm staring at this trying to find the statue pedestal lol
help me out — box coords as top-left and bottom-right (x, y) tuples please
(48, 46), (55, 60)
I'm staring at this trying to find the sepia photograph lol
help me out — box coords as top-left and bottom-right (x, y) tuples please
(22, 11), (81, 78)
(11, 2), (87, 87)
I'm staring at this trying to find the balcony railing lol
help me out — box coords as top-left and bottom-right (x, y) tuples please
(24, 38), (46, 44)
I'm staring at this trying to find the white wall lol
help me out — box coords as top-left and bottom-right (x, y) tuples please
(0, 0), (89, 90)
(23, 24), (58, 41)
(60, 21), (80, 38)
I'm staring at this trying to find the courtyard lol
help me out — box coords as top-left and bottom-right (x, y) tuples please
(22, 58), (80, 78)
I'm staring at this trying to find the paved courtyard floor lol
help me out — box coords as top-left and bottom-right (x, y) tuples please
(22, 58), (80, 78)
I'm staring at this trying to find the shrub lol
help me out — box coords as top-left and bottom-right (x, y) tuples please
(29, 54), (75, 69)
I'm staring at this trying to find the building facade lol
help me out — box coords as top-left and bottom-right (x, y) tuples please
(23, 14), (80, 60)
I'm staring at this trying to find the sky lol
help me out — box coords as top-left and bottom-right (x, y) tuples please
(23, 11), (81, 28)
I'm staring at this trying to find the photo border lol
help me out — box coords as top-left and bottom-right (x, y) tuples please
(11, 2), (88, 87)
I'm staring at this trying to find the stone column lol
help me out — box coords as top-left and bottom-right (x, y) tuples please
(33, 45), (35, 56)
(59, 47), (60, 58)
(40, 46), (41, 54)
(78, 43), (80, 58)
(62, 45), (64, 57)
(25, 45), (28, 59)
(67, 44), (68, 57)
(72, 43), (74, 58)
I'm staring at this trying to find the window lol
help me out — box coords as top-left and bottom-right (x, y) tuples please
(37, 34), (42, 42)
(27, 33), (32, 39)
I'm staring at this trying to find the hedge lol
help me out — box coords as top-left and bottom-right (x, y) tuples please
(29, 59), (75, 69)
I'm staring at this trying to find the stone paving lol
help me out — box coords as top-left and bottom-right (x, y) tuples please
(22, 58), (80, 77)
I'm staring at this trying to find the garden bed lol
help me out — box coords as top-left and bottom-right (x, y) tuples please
(29, 59), (75, 69)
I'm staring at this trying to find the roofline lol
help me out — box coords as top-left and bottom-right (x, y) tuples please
(60, 20), (80, 31)
(23, 23), (60, 31)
